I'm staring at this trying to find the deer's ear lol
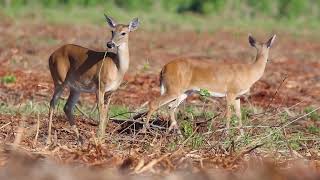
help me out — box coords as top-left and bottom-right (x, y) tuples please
(129, 18), (139, 32)
(248, 34), (256, 47)
(104, 14), (117, 29)
(266, 35), (276, 48)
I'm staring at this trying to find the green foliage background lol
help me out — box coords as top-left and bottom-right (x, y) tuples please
(1, 0), (319, 19)
(0, 0), (319, 34)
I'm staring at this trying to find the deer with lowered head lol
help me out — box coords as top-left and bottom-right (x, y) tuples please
(47, 15), (139, 144)
(144, 34), (276, 135)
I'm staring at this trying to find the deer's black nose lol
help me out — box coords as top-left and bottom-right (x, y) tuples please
(106, 42), (115, 49)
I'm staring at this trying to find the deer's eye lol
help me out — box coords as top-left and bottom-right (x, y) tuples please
(121, 32), (126, 36)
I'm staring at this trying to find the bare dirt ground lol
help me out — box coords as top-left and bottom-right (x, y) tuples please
(0, 18), (320, 178)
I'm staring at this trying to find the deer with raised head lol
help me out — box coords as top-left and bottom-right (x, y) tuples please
(47, 15), (139, 144)
(144, 34), (276, 135)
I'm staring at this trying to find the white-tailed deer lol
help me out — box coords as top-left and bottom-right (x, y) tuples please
(47, 15), (139, 144)
(144, 34), (276, 135)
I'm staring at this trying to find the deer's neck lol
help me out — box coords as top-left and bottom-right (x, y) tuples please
(117, 43), (130, 74)
(252, 52), (268, 79)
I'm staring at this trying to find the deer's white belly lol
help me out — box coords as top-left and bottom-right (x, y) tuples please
(190, 88), (250, 98)
(189, 88), (226, 97)
(210, 91), (226, 97)
(237, 89), (250, 96)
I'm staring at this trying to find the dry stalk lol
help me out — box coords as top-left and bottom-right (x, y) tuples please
(32, 113), (40, 147)
(265, 75), (288, 111)
(0, 122), (11, 130)
(134, 159), (145, 172)
(135, 153), (171, 174)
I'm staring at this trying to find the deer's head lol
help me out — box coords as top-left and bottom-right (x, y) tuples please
(249, 34), (276, 58)
(105, 14), (139, 49)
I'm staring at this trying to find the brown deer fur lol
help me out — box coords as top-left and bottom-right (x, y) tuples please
(145, 34), (276, 135)
(47, 15), (139, 144)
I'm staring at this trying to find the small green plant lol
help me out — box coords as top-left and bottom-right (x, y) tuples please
(191, 134), (204, 149)
(185, 106), (194, 114)
(203, 111), (214, 119)
(180, 120), (204, 149)
(199, 88), (211, 102)
(0, 102), (15, 114)
(280, 111), (289, 122)
(271, 130), (283, 142)
(241, 107), (253, 122)
(142, 61), (150, 71)
(207, 121), (213, 131)
(223, 116), (237, 137)
(288, 133), (302, 150)
(181, 120), (193, 137)
(230, 114), (239, 126)
(237, 132), (252, 146)
(1, 75), (16, 84)
(307, 126), (320, 134)
(304, 107), (320, 121)
(185, 105), (198, 116)
(109, 105), (130, 119)
(167, 141), (177, 151)
(289, 141), (301, 150)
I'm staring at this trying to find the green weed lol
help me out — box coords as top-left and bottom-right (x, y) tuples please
(181, 120), (193, 137)
(141, 60), (150, 72)
(191, 134), (204, 149)
(108, 105), (131, 119)
(288, 133), (303, 150)
(1, 75), (16, 84)
(304, 107), (320, 121)
(199, 88), (211, 102)
(307, 126), (320, 134)
(241, 107), (253, 123)
(167, 141), (177, 151)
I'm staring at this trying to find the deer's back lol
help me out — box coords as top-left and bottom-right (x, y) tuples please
(161, 58), (258, 95)
(49, 44), (118, 90)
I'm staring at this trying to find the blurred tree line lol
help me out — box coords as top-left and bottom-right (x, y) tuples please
(1, 0), (320, 19)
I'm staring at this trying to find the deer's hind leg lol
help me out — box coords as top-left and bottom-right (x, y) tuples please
(47, 84), (65, 145)
(167, 93), (188, 134)
(63, 89), (82, 144)
(144, 92), (180, 131)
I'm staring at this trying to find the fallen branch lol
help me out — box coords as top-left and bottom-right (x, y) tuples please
(0, 122), (11, 130)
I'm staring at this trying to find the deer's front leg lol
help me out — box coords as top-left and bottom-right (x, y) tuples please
(235, 98), (244, 135)
(97, 89), (107, 141)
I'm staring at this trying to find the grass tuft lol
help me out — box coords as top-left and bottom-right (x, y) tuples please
(1, 75), (16, 84)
